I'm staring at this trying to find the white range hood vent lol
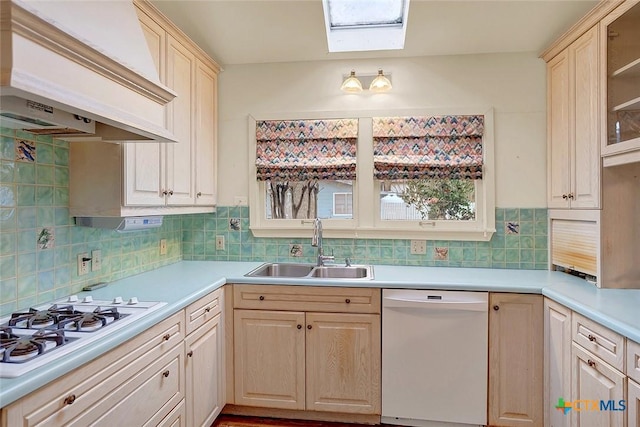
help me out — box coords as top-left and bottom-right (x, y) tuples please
(0, 0), (177, 143)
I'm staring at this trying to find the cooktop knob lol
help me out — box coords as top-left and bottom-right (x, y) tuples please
(113, 296), (123, 304)
(83, 296), (93, 303)
(127, 297), (139, 305)
(68, 295), (78, 302)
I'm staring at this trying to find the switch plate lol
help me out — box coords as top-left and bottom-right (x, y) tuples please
(160, 239), (167, 255)
(410, 240), (427, 255)
(91, 250), (101, 272)
(78, 253), (90, 276)
(216, 235), (225, 251)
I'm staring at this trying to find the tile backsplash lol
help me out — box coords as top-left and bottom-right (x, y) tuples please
(0, 128), (548, 316)
(0, 129), (181, 316)
(182, 206), (548, 269)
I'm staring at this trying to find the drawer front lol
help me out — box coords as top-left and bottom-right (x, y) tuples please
(572, 312), (625, 371)
(3, 312), (185, 427)
(233, 285), (381, 314)
(186, 287), (223, 335)
(629, 340), (640, 383)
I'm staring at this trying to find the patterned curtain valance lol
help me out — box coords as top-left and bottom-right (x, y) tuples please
(256, 119), (358, 181)
(372, 115), (484, 180)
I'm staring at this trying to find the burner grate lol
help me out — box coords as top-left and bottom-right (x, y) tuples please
(1, 329), (66, 363)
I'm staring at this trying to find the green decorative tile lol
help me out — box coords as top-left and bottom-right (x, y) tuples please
(520, 236), (534, 249)
(54, 207), (70, 226)
(534, 236), (547, 249)
(476, 248), (490, 262)
(0, 278), (17, 301)
(36, 164), (54, 185)
(15, 162), (36, 184)
(36, 186), (54, 206)
(37, 143), (54, 165)
(0, 232), (16, 253)
(37, 207), (55, 227)
(0, 161), (15, 183)
(53, 187), (69, 206)
(504, 209), (519, 221)
(17, 207), (36, 229)
(0, 136), (15, 160)
(0, 207), (17, 231)
(37, 270), (55, 292)
(17, 274), (37, 298)
(491, 248), (506, 262)
(519, 209), (534, 221)
(520, 249), (534, 263)
(54, 146), (69, 166)
(535, 250), (548, 263)
(17, 252), (36, 275)
(17, 229), (36, 253)
(463, 248), (476, 261)
(505, 249), (520, 263)
(35, 135), (54, 144)
(0, 185), (15, 207)
(54, 166), (68, 187)
(505, 235), (520, 249)
(16, 185), (35, 206)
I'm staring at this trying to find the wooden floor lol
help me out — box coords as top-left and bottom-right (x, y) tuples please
(213, 415), (397, 427)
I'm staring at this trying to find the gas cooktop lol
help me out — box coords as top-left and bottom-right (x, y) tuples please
(0, 295), (166, 378)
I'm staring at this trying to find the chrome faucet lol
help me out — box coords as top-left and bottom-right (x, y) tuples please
(312, 218), (334, 266)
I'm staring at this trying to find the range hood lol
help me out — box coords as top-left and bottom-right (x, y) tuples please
(0, 0), (177, 143)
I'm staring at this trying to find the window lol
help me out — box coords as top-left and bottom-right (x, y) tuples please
(322, 0), (410, 52)
(333, 192), (353, 217)
(249, 109), (495, 240)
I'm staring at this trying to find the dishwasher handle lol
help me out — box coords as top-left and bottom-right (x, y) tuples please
(383, 296), (488, 312)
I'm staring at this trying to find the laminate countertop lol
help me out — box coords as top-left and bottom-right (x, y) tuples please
(1, 260), (638, 407)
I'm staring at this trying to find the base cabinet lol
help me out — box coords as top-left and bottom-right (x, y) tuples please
(544, 298), (572, 427)
(232, 285), (381, 415)
(630, 379), (640, 427)
(488, 293), (543, 427)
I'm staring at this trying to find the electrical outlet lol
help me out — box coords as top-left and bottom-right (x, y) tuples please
(410, 240), (427, 255)
(215, 235), (225, 251)
(91, 250), (101, 272)
(160, 239), (167, 255)
(77, 253), (90, 276)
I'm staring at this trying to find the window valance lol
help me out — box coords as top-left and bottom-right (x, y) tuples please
(255, 119), (358, 181)
(372, 115), (484, 180)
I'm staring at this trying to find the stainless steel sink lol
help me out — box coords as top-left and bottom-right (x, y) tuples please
(245, 263), (374, 280)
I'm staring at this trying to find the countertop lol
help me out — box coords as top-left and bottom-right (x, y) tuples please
(1, 260), (639, 407)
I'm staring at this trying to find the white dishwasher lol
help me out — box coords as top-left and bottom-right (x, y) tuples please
(382, 289), (488, 427)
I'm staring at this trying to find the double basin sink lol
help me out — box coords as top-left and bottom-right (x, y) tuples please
(245, 262), (374, 280)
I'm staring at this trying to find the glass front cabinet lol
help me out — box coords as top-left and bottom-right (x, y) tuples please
(601, 0), (640, 166)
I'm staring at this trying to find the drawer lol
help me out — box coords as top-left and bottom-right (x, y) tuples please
(628, 339), (640, 383)
(233, 285), (381, 314)
(185, 287), (223, 335)
(572, 312), (625, 371)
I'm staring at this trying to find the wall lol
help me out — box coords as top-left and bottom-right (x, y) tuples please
(0, 130), (182, 316)
(216, 52), (548, 207)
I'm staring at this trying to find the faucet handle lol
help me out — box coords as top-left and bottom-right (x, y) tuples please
(345, 257), (351, 267)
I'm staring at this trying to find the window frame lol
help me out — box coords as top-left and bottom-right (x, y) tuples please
(332, 192), (354, 217)
(248, 108), (495, 241)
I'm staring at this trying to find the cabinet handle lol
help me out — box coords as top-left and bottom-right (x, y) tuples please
(259, 295), (265, 301)
(197, 192), (202, 197)
(163, 370), (170, 378)
(307, 324), (312, 330)
(587, 359), (596, 368)
(187, 350), (193, 357)
(588, 334), (597, 342)
(297, 324), (302, 329)
(493, 305), (499, 311)
(162, 333), (171, 341)
(562, 194), (568, 199)
(161, 190), (168, 196)
(205, 306), (211, 312)
(63, 394), (76, 405)
(168, 190), (174, 196)
(345, 298), (351, 304)
(568, 193), (574, 199)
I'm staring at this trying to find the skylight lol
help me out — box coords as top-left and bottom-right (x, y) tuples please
(322, 0), (410, 53)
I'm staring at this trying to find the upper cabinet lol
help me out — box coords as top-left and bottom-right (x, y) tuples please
(69, 0), (219, 217)
(601, 1), (640, 167)
(547, 26), (601, 209)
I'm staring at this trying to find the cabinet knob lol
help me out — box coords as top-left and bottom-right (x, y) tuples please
(588, 334), (597, 342)
(307, 324), (312, 330)
(162, 190), (168, 196)
(187, 350), (193, 357)
(345, 298), (351, 304)
(562, 194), (568, 199)
(168, 190), (174, 196)
(587, 359), (596, 368)
(205, 306), (211, 312)
(259, 295), (265, 301)
(297, 324), (302, 329)
(163, 370), (170, 378)
(568, 193), (574, 199)
(162, 333), (171, 341)
(493, 305), (499, 311)
(197, 192), (202, 197)
(63, 394), (76, 405)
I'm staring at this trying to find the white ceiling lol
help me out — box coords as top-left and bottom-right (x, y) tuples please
(150, 0), (598, 66)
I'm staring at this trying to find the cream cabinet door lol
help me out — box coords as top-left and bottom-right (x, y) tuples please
(548, 49), (571, 209)
(185, 312), (223, 427)
(125, 8), (164, 206)
(194, 59), (217, 206)
(571, 25), (600, 209)
(544, 298), (572, 427)
(488, 293), (543, 426)
(165, 35), (195, 205)
(305, 312), (381, 415)
(233, 310), (305, 410)
(629, 379), (640, 427)
(571, 342), (625, 427)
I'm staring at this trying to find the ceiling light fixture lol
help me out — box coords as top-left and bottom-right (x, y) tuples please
(340, 70), (363, 93)
(369, 69), (392, 92)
